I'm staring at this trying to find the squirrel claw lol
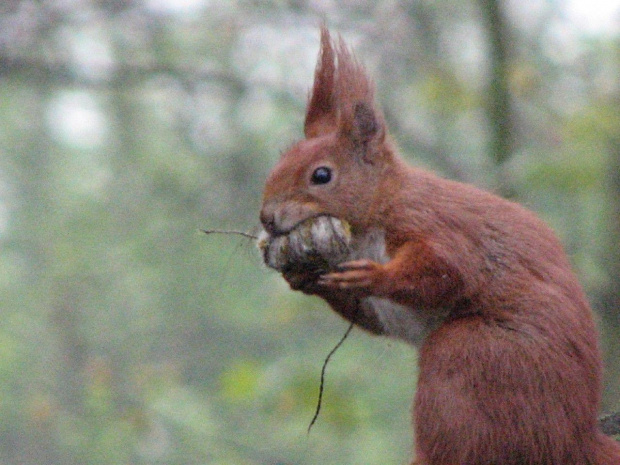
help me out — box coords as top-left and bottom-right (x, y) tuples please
(319, 259), (383, 292)
(335, 259), (377, 272)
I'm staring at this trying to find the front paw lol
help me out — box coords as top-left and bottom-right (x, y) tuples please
(282, 269), (322, 295)
(317, 259), (385, 294)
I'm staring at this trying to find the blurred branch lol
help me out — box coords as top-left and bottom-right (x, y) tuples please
(0, 53), (246, 92)
(600, 412), (620, 436)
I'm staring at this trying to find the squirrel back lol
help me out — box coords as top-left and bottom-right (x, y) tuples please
(259, 26), (620, 465)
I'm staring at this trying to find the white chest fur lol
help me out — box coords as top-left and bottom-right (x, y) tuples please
(349, 229), (440, 346)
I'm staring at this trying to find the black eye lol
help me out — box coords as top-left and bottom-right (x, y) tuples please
(311, 166), (332, 185)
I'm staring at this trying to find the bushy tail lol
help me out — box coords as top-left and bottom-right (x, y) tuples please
(592, 432), (620, 465)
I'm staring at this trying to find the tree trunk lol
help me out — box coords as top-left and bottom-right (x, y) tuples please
(477, 0), (515, 196)
(600, 122), (620, 412)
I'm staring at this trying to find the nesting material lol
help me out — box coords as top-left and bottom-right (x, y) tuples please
(258, 216), (352, 273)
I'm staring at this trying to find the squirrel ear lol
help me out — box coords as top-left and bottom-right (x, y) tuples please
(332, 35), (385, 152)
(351, 101), (382, 144)
(339, 101), (385, 153)
(304, 26), (337, 139)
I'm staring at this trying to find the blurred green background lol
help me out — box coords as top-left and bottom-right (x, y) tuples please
(0, 0), (618, 463)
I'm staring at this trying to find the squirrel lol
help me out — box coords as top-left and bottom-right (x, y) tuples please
(259, 26), (620, 465)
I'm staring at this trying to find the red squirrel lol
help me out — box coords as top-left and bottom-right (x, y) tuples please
(259, 27), (620, 465)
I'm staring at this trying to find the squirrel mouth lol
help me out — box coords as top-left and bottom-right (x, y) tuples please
(264, 213), (334, 238)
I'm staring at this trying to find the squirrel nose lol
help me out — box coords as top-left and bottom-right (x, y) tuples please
(261, 200), (321, 236)
(260, 205), (278, 235)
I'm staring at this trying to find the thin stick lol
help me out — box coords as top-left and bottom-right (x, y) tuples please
(200, 229), (258, 240)
(307, 320), (355, 434)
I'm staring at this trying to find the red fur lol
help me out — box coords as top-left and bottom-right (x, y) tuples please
(260, 27), (620, 464)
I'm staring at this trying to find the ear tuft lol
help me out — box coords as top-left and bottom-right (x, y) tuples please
(304, 26), (385, 146)
(304, 26), (336, 139)
(333, 35), (385, 148)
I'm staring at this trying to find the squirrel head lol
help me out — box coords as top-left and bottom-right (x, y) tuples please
(261, 26), (391, 236)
